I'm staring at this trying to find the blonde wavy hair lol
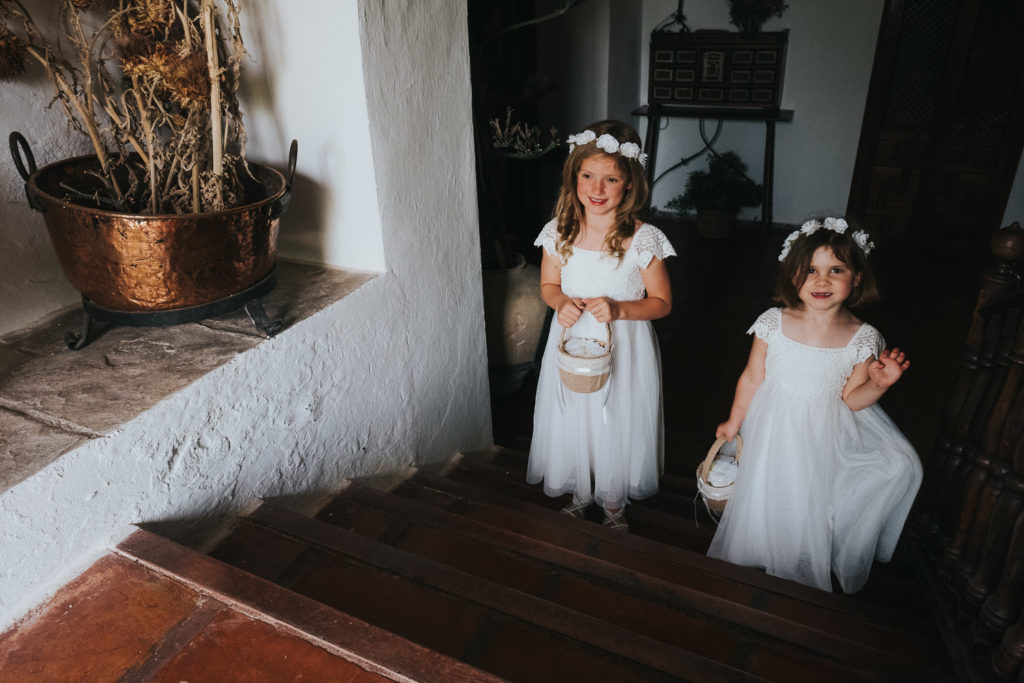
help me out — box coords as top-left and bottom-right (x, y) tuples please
(552, 120), (650, 262)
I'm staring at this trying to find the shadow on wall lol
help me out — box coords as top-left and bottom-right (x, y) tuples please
(275, 170), (328, 265)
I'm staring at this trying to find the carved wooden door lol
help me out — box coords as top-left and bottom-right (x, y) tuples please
(848, 0), (1024, 250)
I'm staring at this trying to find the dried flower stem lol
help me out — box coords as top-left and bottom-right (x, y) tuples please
(203, 0), (223, 208)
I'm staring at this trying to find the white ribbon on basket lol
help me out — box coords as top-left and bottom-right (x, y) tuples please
(693, 434), (743, 527)
(556, 321), (614, 421)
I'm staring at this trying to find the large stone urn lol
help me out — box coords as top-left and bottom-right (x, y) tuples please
(482, 252), (549, 394)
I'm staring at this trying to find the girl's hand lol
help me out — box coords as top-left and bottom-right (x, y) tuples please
(583, 297), (619, 323)
(557, 297), (585, 328)
(716, 420), (741, 442)
(868, 347), (910, 389)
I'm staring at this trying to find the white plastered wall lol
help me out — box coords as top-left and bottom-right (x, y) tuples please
(638, 0), (887, 222)
(0, 0), (491, 631)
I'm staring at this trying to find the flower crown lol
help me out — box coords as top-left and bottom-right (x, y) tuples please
(778, 217), (874, 262)
(566, 130), (648, 168)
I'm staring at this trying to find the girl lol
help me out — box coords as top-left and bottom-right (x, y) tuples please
(528, 120), (675, 531)
(708, 217), (923, 592)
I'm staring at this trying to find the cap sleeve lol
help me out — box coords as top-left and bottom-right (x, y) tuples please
(851, 324), (885, 365)
(534, 219), (558, 256)
(633, 224), (677, 268)
(747, 308), (781, 341)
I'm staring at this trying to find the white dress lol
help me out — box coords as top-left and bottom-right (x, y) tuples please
(528, 220), (676, 510)
(707, 308), (923, 593)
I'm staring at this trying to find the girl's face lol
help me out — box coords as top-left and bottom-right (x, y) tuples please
(576, 154), (630, 220)
(796, 246), (861, 311)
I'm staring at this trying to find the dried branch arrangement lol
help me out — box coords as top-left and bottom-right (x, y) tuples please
(0, 0), (251, 214)
(489, 107), (558, 159)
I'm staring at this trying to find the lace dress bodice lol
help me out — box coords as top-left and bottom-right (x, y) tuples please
(534, 220), (676, 301)
(750, 308), (883, 398)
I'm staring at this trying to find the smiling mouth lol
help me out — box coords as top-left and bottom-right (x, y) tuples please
(589, 197), (607, 205)
(811, 292), (832, 299)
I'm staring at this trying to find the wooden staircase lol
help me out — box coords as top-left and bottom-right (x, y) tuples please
(1, 447), (954, 681)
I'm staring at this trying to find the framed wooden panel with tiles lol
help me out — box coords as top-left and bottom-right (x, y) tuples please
(648, 30), (788, 110)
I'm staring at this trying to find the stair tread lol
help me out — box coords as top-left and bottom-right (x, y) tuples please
(461, 449), (932, 614)
(237, 504), (761, 682)
(317, 479), (944, 678)
(408, 468), (940, 637)
(116, 528), (501, 683)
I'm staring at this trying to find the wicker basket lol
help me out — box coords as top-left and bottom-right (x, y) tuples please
(556, 323), (612, 393)
(696, 434), (744, 515)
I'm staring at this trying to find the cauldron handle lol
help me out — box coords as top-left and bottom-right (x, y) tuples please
(9, 132), (37, 182)
(270, 139), (298, 220)
(286, 138), (298, 191)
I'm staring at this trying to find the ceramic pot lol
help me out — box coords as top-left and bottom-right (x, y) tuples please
(482, 252), (548, 393)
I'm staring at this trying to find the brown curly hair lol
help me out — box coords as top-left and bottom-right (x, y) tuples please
(552, 120), (650, 262)
(774, 220), (879, 309)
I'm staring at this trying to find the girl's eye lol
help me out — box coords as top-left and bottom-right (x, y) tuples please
(831, 267), (845, 274)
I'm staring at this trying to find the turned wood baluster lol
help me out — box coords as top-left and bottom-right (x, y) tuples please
(918, 225), (1024, 541)
(974, 339), (1024, 650)
(992, 612), (1024, 679)
(960, 382), (1024, 621)
(950, 309), (1017, 597)
(989, 497), (1024, 681)
(941, 312), (1005, 540)
(941, 307), (1022, 583)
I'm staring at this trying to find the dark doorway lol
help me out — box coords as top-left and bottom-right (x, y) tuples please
(847, 0), (1024, 252)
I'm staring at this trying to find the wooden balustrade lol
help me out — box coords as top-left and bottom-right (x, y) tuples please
(941, 306), (1021, 587)
(910, 223), (1024, 680)
(915, 226), (1024, 547)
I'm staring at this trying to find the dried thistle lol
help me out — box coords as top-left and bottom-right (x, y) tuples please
(2, 0), (251, 214)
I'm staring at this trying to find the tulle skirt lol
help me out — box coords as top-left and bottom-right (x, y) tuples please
(706, 380), (923, 592)
(528, 312), (664, 510)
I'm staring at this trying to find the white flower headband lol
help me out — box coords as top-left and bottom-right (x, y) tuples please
(778, 217), (875, 262)
(566, 129), (648, 168)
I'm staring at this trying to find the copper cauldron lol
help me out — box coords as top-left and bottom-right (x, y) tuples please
(10, 133), (296, 312)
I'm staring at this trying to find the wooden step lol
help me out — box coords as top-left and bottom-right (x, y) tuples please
(469, 448), (934, 617)
(315, 480), (944, 681)
(446, 454), (719, 548)
(115, 529), (499, 682)
(404, 468), (942, 641)
(214, 504), (757, 682)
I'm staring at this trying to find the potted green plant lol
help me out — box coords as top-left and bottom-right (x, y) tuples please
(727, 0), (788, 34)
(666, 151), (763, 239)
(0, 0), (294, 345)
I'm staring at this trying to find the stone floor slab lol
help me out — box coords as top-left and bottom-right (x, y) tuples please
(0, 407), (90, 491)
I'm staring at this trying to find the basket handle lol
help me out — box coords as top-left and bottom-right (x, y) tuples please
(701, 433), (743, 475)
(559, 321), (613, 347)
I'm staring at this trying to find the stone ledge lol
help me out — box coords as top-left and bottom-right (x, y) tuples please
(0, 259), (378, 494)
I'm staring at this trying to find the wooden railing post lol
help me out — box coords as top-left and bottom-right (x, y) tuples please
(944, 309), (1023, 592)
(916, 224), (1024, 546)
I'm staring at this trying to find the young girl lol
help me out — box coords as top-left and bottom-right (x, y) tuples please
(528, 120), (675, 531)
(707, 217), (923, 592)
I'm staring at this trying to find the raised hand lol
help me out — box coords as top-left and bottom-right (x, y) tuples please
(583, 296), (620, 323)
(557, 297), (585, 328)
(869, 347), (910, 389)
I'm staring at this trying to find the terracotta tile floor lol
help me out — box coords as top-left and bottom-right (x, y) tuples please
(492, 216), (981, 477)
(0, 554), (388, 682)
